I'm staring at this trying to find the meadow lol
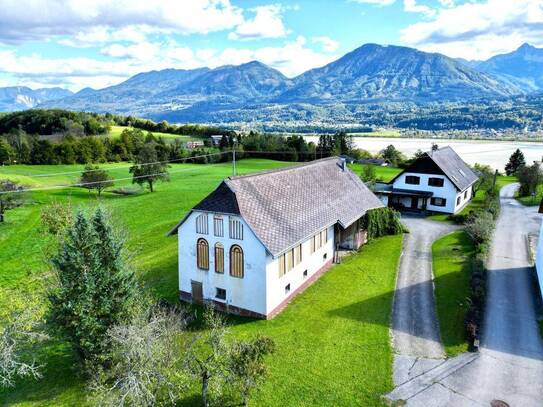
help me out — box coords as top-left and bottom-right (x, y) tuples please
(0, 159), (402, 406)
(107, 125), (203, 142)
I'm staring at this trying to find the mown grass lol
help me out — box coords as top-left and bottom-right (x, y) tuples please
(432, 231), (476, 356)
(516, 184), (542, 206)
(348, 163), (402, 183)
(107, 125), (202, 141)
(0, 159), (402, 406)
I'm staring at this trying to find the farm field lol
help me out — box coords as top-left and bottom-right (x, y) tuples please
(0, 159), (402, 406)
(107, 125), (203, 141)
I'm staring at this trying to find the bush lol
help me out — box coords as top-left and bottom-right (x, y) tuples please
(363, 207), (405, 239)
(464, 211), (494, 247)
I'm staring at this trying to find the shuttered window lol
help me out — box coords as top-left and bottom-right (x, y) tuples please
(310, 236), (315, 254)
(214, 243), (224, 273)
(310, 229), (328, 254)
(196, 213), (208, 234)
(278, 254), (286, 277)
(229, 217), (243, 240)
(287, 249), (294, 271)
(321, 229), (327, 245)
(196, 238), (209, 270)
(230, 245), (244, 278)
(214, 215), (224, 237)
(294, 244), (302, 265)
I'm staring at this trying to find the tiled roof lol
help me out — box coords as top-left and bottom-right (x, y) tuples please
(427, 147), (478, 191)
(171, 157), (384, 257)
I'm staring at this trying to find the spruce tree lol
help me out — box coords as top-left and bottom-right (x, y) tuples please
(48, 208), (138, 365)
(505, 148), (526, 176)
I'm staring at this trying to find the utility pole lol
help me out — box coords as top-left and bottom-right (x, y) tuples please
(232, 137), (237, 177)
(492, 169), (498, 188)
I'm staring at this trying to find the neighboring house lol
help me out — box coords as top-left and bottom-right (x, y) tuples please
(357, 158), (390, 166)
(210, 135), (224, 146)
(169, 157), (384, 319)
(535, 200), (543, 300)
(186, 140), (205, 149)
(374, 146), (478, 214)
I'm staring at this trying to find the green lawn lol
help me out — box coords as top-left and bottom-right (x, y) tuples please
(516, 184), (542, 206)
(107, 125), (203, 142)
(349, 163), (402, 183)
(0, 159), (403, 406)
(432, 231), (476, 356)
(349, 130), (401, 138)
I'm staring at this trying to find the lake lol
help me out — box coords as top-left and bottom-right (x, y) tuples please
(304, 136), (543, 170)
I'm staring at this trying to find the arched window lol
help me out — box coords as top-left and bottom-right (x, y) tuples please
(230, 245), (244, 278)
(215, 243), (224, 274)
(196, 238), (209, 270)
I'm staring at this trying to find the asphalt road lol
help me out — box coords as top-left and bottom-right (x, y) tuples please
(391, 215), (459, 384)
(387, 184), (543, 406)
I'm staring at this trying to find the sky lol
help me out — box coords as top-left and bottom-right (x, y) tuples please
(0, 0), (542, 92)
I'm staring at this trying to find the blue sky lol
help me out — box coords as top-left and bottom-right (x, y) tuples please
(0, 0), (541, 91)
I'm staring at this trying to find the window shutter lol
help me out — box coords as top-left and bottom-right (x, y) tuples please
(279, 254), (285, 277)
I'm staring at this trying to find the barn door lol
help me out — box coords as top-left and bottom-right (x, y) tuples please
(191, 280), (203, 304)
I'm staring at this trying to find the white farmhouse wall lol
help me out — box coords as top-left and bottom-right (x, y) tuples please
(535, 221), (543, 299)
(177, 211), (268, 315)
(392, 172), (471, 214)
(264, 225), (335, 314)
(453, 185), (473, 213)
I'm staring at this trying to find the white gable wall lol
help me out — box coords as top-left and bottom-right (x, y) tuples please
(264, 225), (335, 315)
(177, 211), (268, 315)
(393, 172), (470, 214)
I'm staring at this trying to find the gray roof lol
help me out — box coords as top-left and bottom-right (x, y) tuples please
(170, 157), (384, 257)
(427, 147), (478, 191)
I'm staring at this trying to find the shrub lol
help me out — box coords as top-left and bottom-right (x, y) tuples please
(363, 207), (405, 239)
(464, 211), (494, 247)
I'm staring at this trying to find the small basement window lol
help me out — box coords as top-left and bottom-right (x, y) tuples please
(285, 284), (291, 294)
(405, 175), (420, 185)
(215, 287), (226, 300)
(303, 269), (308, 278)
(323, 253), (327, 261)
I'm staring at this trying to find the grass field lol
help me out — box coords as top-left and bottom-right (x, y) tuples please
(0, 159), (403, 406)
(349, 163), (401, 183)
(349, 130), (401, 138)
(107, 125), (203, 142)
(516, 184), (542, 206)
(432, 231), (476, 356)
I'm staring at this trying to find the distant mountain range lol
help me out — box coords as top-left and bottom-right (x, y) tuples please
(0, 86), (73, 112)
(2, 43), (542, 124)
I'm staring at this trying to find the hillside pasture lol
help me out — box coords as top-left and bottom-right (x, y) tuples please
(0, 159), (402, 406)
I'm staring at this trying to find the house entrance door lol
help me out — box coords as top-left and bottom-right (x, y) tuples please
(410, 197), (418, 209)
(191, 280), (203, 303)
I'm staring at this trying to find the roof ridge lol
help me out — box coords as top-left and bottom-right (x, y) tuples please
(227, 156), (338, 181)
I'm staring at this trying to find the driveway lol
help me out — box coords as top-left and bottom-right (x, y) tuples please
(391, 215), (459, 384)
(387, 184), (543, 406)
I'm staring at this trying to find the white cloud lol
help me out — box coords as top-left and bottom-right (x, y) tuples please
(401, 0), (543, 60)
(228, 4), (288, 40)
(438, 0), (454, 7)
(403, 0), (435, 17)
(312, 36), (340, 52)
(0, 36), (338, 90)
(58, 26), (151, 48)
(351, 0), (396, 5)
(0, 0), (244, 43)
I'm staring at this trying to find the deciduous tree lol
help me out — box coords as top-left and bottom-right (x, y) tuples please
(0, 180), (25, 223)
(79, 165), (114, 197)
(129, 144), (169, 193)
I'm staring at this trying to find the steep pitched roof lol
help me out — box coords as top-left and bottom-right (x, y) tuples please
(427, 147), (478, 191)
(170, 157), (384, 257)
(390, 146), (478, 191)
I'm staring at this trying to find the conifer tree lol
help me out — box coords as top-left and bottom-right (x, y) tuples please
(505, 148), (526, 176)
(48, 208), (138, 365)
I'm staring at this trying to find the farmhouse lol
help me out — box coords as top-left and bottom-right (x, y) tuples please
(169, 157), (384, 319)
(375, 146), (478, 214)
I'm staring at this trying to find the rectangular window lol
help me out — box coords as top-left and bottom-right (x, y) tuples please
(285, 284), (291, 294)
(405, 175), (420, 185)
(464, 190), (468, 199)
(430, 197), (447, 207)
(196, 213), (208, 234)
(213, 216), (224, 237)
(428, 177), (444, 187)
(229, 217), (243, 240)
(215, 287), (226, 300)
(457, 196), (461, 205)
(278, 254), (286, 277)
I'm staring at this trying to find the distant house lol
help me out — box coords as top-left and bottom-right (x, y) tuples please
(357, 158), (390, 167)
(186, 140), (204, 149)
(535, 200), (543, 300)
(374, 146), (478, 214)
(210, 135), (224, 146)
(169, 157), (384, 318)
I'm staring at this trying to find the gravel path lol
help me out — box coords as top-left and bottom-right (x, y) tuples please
(387, 184), (543, 406)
